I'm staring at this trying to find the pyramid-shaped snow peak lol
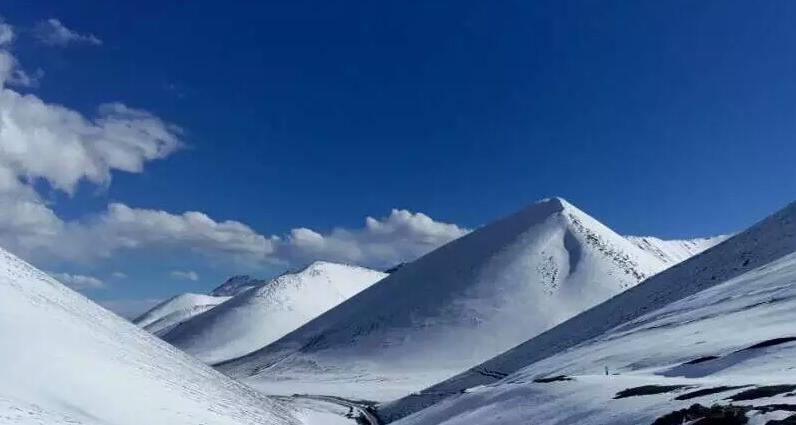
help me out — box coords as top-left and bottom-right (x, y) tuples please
(160, 261), (387, 364)
(217, 197), (669, 401)
(383, 201), (796, 423)
(0, 246), (297, 425)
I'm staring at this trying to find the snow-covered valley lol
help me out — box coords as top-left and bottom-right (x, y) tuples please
(3, 196), (790, 425)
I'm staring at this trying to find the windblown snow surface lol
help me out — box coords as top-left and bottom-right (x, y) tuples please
(0, 247), (302, 425)
(388, 201), (796, 425)
(217, 198), (675, 400)
(627, 234), (729, 265)
(161, 262), (387, 364)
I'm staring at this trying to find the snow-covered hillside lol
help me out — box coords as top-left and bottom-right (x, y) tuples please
(217, 198), (672, 400)
(0, 246), (301, 425)
(161, 262), (387, 364)
(133, 293), (231, 335)
(627, 234), (729, 265)
(132, 275), (265, 336)
(387, 201), (796, 425)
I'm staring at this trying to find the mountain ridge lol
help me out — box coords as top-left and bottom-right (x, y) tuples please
(216, 197), (673, 400)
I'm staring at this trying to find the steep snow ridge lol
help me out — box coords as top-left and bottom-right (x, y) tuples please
(627, 234), (729, 265)
(0, 246), (299, 425)
(133, 293), (231, 335)
(209, 275), (266, 297)
(384, 201), (796, 423)
(161, 262), (387, 364)
(217, 198), (667, 400)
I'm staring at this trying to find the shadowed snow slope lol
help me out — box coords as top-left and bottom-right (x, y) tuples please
(627, 235), (729, 265)
(161, 262), (387, 364)
(217, 198), (669, 400)
(133, 293), (231, 335)
(385, 201), (796, 424)
(0, 247), (299, 425)
(209, 275), (266, 297)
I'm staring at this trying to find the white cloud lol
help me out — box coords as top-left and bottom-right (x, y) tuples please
(48, 272), (105, 290)
(170, 270), (199, 281)
(111, 271), (127, 279)
(0, 34), (469, 272)
(34, 19), (102, 46)
(272, 209), (470, 268)
(0, 19), (14, 46)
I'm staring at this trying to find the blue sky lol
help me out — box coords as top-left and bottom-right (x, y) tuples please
(1, 1), (795, 316)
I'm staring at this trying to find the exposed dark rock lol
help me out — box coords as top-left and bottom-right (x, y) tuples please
(614, 385), (690, 399)
(676, 386), (751, 400)
(651, 404), (748, 425)
(683, 355), (721, 365)
(728, 385), (796, 401)
(739, 337), (796, 351)
(533, 375), (573, 383)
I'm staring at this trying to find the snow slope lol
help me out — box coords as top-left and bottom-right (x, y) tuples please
(133, 293), (231, 335)
(627, 234), (729, 265)
(387, 201), (796, 424)
(0, 246), (301, 425)
(161, 262), (387, 364)
(218, 198), (671, 400)
(132, 275), (264, 336)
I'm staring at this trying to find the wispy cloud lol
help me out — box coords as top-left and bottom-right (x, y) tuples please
(48, 272), (105, 290)
(170, 270), (199, 281)
(34, 18), (102, 46)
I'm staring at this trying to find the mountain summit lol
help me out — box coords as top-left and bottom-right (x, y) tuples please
(384, 201), (796, 423)
(160, 261), (387, 364)
(217, 197), (671, 400)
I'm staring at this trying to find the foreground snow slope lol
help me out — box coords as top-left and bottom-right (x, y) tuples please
(133, 292), (231, 335)
(386, 201), (796, 424)
(0, 246), (299, 425)
(627, 234), (729, 265)
(218, 198), (669, 400)
(161, 262), (387, 364)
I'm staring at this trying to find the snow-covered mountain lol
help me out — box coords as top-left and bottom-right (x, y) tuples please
(217, 198), (674, 400)
(627, 234), (729, 265)
(209, 275), (266, 297)
(160, 262), (387, 364)
(0, 246), (301, 425)
(133, 293), (232, 335)
(386, 201), (796, 425)
(131, 275), (266, 336)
